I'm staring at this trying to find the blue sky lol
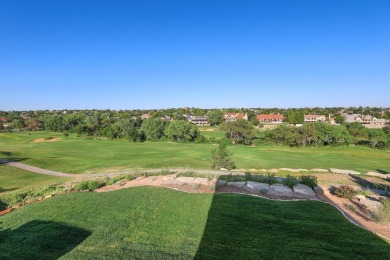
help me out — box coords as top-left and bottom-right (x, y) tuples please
(1, 0), (389, 110)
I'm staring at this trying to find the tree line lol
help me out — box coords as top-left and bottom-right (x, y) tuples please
(220, 120), (390, 149)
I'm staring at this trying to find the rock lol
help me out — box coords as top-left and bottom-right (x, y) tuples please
(353, 195), (383, 213)
(176, 177), (195, 183)
(314, 186), (324, 194)
(294, 184), (315, 196)
(246, 181), (269, 191)
(279, 168), (308, 172)
(220, 168), (228, 171)
(249, 169), (257, 172)
(311, 168), (329, 172)
(268, 169), (279, 173)
(227, 181), (246, 188)
(329, 168), (361, 175)
(366, 172), (386, 178)
(216, 179), (227, 187)
(386, 174), (390, 179)
(270, 184), (293, 193)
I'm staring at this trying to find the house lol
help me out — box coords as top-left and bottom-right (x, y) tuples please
(187, 115), (210, 126)
(304, 114), (326, 123)
(344, 114), (362, 123)
(344, 113), (389, 128)
(140, 113), (150, 120)
(0, 118), (9, 122)
(224, 113), (248, 122)
(256, 114), (284, 124)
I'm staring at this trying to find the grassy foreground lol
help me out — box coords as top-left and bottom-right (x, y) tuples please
(0, 165), (68, 193)
(0, 187), (389, 259)
(0, 131), (389, 174)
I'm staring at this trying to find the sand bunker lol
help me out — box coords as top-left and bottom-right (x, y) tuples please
(31, 137), (62, 143)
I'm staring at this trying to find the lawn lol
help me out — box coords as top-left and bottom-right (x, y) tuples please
(0, 165), (69, 193)
(199, 126), (226, 139)
(0, 131), (389, 174)
(0, 187), (388, 259)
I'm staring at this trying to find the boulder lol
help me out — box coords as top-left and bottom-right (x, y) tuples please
(353, 195), (383, 213)
(268, 169), (279, 173)
(293, 184), (315, 196)
(279, 168), (308, 172)
(311, 168), (329, 172)
(314, 186), (324, 194)
(246, 181), (269, 191)
(216, 179), (227, 187)
(365, 172), (386, 178)
(270, 184), (293, 193)
(329, 168), (360, 175)
(227, 181), (246, 188)
(220, 168), (228, 171)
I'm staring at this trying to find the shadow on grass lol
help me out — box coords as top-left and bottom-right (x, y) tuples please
(0, 220), (91, 259)
(377, 169), (390, 174)
(194, 177), (390, 259)
(349, 175), (390, 196)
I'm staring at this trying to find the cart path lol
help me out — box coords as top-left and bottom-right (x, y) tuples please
(0, 160), (239, 178)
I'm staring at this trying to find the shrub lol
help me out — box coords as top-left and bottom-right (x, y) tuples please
(299, 175), (318, 189)
(379, 198), (390, 222)
(282, 175), (299, 191)
(344, 203), (357, 213)
(335, 185), (356, 199)
(244, 172), (252, 181)
(73, 180), (101, 191)
(265, 173), (278, 187)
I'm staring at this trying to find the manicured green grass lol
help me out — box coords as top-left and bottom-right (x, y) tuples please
(0, 165), (68, 193)
(0, 131), (389, 174)
(199, 126), (226, 139)
(0, 187), (388, 259)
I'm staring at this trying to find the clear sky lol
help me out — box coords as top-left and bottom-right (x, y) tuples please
(1, 0), (389, 110)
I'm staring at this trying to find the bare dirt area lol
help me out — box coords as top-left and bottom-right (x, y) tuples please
(316, 173), (389, 189)
(31, 137), (62, 143)
(317, 185), (390, 239)
(96, 174), (216, 194)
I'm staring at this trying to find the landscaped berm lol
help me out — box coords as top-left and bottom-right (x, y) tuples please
(0, 186), (389, 259)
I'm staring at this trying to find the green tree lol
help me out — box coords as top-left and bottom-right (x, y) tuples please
(335, 114), (345, 124)
(140, 118), (167, 141)
(367, 129), (387, 148)
(0, 121), (4, 131)
(346, 122), (368, 144)
(295, 124), (317, 147)
(286, 112), (304, 124)
(270, 124), (297, 146)
(164, 120), (199, 142)
(11, 119), (25, 130)
(211, 142), (236, 170)
(220, 119), (255, 145)
(207, 110), (224, 126)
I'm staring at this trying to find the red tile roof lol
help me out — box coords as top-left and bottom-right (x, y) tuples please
(256, 114), (284, 120)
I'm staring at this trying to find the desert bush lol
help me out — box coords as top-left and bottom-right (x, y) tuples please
(379, 198), (390, 222)
(299, 175), (318, 189)
(282, 175), (299, 191)
(0, 185), (64, 210)
(344, 203), (357, 213)
(73, 180), (101, 191)
(335, 185), (356, 199)
(265, 173), (278, 187)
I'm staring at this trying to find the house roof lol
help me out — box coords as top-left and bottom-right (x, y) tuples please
(224, 113), (245, 118)
(257, 114), (284, 120)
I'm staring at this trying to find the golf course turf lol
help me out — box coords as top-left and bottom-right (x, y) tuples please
(0, 131), (389, 174)
(0, 187), (389, 259)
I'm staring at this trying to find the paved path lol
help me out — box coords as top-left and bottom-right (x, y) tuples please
(0, 160), (242, 178)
